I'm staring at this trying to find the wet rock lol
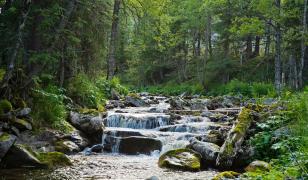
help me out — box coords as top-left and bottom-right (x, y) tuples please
(189, 99), (209, 111)
(245, 160), (271, 172)
(69, 111), (104, 136)
(158, 148), (201, 171)
(11, 118), (32, 131)
(15, 108), (31, 118)
(146, 176), (159, 180)
(125, 94), (150, 107)
(60, 130), (90, 150)
(118, 136), (162, 155)
(104, 129), (146, 138)
(159, 123), (221, 133)
(90, 144), (104, 153)
(212, 171), (240, 180)
(195, 130), (224, 146)
(170, 97), (189, 110)
(0, 144), (46, 169)
(0, 133), (16, 160)
(188, 138), (220, 167)
(55, 140), (80, 155)
(35, 152), (72, 167)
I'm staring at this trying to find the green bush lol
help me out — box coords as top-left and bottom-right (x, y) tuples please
(67, 73), (106, 109)
(96, 77), (129, 98)
(137, 83), (204, 96)
(32, 85), (73, 133)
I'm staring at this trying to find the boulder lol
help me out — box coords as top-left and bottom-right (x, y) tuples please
(104, 136), (162, 155)
(69, 111), (104, 135)
(34, 152), (72, 167)
(158, 148), (201, 171)
(119, 136), (161, 155)
(169, 97), (188, 110)
(0, 144), (46, 168)
(55, 140), (80, 154)
(0, 133), (16, 160)
(15, 108), (31, 118)
(188, 138), (220, 167)
(195, 130), (224, 146)
(245, 160), (271, 172)
(11, 118), (32, 131)
(125, 94), (149, 107)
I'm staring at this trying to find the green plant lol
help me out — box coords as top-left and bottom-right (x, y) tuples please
(0, 99), (13, 114)
(32, 85), (73, 133)
(67, 73), (106, 109)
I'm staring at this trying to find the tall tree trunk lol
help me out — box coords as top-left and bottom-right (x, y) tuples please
(0, 1), (31, 98)
(246, 36), (253, 59)
(254, 36), (260, 57)
(196, 32), (201, 56)
(299, 0), (307, 88)
(107, 0), (121, 80)
(274, 0), (282, 93)
(265, 20), (272, 56)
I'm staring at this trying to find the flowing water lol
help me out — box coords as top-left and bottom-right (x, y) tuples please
(1, 95), (221, 180)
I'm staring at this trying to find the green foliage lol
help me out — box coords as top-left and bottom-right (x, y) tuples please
(96, 77), (129, 98)
(0, 69), (5, 81)
(32, 85), (73, 133)
(0, 99), (13, 114)
(137, 83), (204, 96)
(67, 73), (106, 109)
(209, 80), (276, 98)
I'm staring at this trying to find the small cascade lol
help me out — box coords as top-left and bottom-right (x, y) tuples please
(105, 113), (171, 129)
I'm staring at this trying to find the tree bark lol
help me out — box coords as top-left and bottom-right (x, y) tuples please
(0, 1), (31, 98)
(299, 0), (307, 88)
(107, 0), (121, 80)
(274, 0), (282, 93)
(265, 20), (272, 56)
(253, 36), (260, 57)
(245, 36), (253, 59)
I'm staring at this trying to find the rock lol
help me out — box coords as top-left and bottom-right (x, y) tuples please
(35, 151), (72, 167)
(195, 130), (224, 146)
(111, 89), (121, 100)
(158, 148), (201, 171)
(140, 92), (150, 96)
(0, 133), (16, 160)
(245, 160), (271, 172)
(190, 99), (209, 111)
(188, 138), (220, 167)
(15, 108), (31, 118)
(170, 97), (189, 110)
(201, 111), (214, 117)
(11, 118), (32, 131)
(0, 144), (46, 168)
(90, 144), (104, 153)
(125, 94), (149, 107)
(222, 95), (241, 108)
(212, 171), (240, 180)
(55, 140), (80, 154)
(216, 108), (255, 169)
(104, 136), (162, 155)
(206, 97), (224, 110)
(146, 176), (159, 180)
(69, 111), (104, 136)
(262, 98), (277, 105)
(119, 136), (162, 155)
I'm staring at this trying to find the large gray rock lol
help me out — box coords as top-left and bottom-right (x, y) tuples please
(15, 108), (31, 118)
(69, 112), (104, 135)
(125, 95), (149, 107)
(1, 144), (46, 168)
(104, 136), (162, 155)
(169, 97), (189, 110)
(0, 133), (16, 161)
(189, 138), (220, 167)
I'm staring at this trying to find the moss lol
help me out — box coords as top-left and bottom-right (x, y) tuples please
(128, 93), (140, 98)
(35, 152), (72, 167)
(212, 171), (240, 180)
(54, 140), (70, 153)
(158, 148), (201, 171)
(13, 98), (27, 108)
(0, 99), (13, 114)
(0, 132), (10, 141)
(78, 108), (100, 116)
(233, 108), (253, 135)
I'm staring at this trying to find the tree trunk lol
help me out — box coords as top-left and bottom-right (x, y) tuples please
(253, 36), (260, 57)
(107, 0), (121, 80)
(246, 36), (253, 59)
(265, 20), (272, 56)
(0, 1), (31, 98)
(299, 0), (307, 88)
(274, 0), (282, 93)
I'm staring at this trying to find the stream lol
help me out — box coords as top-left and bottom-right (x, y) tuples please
(2, 95), (231, 180)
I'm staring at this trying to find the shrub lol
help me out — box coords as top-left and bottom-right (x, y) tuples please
(67, 73), (105, 109)
(32, 85), (73, 133)
(96, 77), (129, 98)
(137, 83), (204, 96)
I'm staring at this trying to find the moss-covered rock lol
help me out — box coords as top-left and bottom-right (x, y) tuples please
(212, 171), (240, 180)
(0, 133), (16, 160)
(11, 118), (32, 131)
(158, 148), (201, 171)
(0, 99), (13, 114)
(55, 140), (80, 154)
(216, 108), (254, 169)
(245, 160), (271, 172)
(35, 152), (72, 167)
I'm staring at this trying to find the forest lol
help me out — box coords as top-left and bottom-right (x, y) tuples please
(0, 0), (307, 179)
